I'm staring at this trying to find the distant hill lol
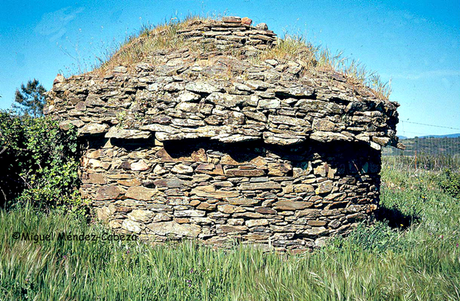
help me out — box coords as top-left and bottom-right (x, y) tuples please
(420, 133), (460, 139)
(399, 133), (460, 139)
(384, 135), (460, 157)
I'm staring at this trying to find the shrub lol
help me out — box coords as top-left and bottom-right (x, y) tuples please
(439, 168), (460, 199)
(0, 111), (83, 211)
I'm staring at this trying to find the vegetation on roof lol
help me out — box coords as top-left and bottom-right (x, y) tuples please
(93, 16), (202, 76)
(92, 16), (392, 99)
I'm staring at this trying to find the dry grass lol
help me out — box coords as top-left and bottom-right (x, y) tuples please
(257, 35), (318, 65)
(93, 17), (391, 99)
(257, 35), (392, 99)
(93, 16), (206, 76)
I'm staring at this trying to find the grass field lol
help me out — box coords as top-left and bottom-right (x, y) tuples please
(1, 160), (459, 300)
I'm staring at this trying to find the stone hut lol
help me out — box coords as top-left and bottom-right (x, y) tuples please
(45, 17), (401, 251)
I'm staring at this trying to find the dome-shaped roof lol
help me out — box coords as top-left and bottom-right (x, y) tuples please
(46, 17), (402, 150)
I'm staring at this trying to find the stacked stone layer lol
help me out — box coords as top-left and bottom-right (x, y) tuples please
(46, 18), (400, 251)
(81, 138), (379, 250)
(176, 17), (277, 51)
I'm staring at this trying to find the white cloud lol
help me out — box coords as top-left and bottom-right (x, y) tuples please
(34, 7), (85, 41)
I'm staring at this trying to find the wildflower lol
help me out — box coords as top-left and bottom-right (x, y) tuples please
(456, 243), (459, 248)
(190, 268), (194, 273)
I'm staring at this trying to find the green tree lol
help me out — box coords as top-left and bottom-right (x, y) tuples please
(14, 79), (47, 117)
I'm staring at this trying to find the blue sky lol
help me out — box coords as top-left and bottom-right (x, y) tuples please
(0, 0), (459, 137)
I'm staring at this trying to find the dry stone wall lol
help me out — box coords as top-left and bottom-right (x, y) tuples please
(46, 17), (401, 251)
(176, 16), (277, 51)
(82, 138), (380, 250)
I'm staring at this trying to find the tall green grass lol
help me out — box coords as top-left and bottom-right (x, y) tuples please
(1, 165), (460, 300)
